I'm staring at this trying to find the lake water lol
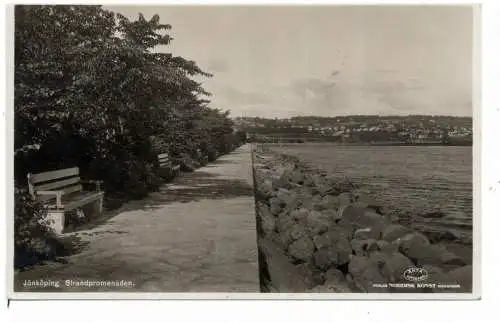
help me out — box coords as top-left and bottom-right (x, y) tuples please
(268, 143), (473, 242)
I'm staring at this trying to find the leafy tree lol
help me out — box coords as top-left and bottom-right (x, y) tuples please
(15, 5), (243, 201)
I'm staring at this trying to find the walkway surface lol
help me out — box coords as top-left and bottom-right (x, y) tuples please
(15, 144), (260, 293)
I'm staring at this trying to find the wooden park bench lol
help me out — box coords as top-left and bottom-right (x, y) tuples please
(196, 148), (209, 166)
(158, 152), (181, 179)
(27, 167), (104, 234)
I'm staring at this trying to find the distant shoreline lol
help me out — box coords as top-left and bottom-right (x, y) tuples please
(254, 141), (473, 147)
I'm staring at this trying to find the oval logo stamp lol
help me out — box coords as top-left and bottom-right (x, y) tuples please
(403, 267), (429, 282)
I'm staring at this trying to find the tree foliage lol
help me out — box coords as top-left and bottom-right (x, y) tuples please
(15, 5), (242, 199)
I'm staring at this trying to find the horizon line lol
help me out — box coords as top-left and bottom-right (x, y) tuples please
(231, 114), (473, 119)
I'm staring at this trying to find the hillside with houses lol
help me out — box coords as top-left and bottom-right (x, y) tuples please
(234, 115), (472, 145)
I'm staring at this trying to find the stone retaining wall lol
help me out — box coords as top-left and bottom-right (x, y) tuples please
(252, 146), (472, 293)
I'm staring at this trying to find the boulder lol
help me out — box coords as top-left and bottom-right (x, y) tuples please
(355, 193), (383, 212)
(290, 208), (309, 221)
(380, 240), (400, 255)
(324, 268), (346, 285)
(286, 223), (310, 243)
(276, 188), (294, 205)
(305, 210), (332, 235)
(352, 201), (369, 209)
(280, 168), (294, 183)
(296, 262), (325, 288)
(258, 203), (276, 236)
(404, 244), (466, 270)
(338, 192), (353, 206)
(312, 234), (331, 250)
(326, 225), (352, 242)
(398, 232), (431, 258)
(316, 195), (340, 211)
(353, 227), (381, 240)
(334, 238), (352, 266)
(445, 265), (473, 293)
(351, 239), (365, 256)
(276, 232), (293, 248)
(275, 212), (295, 233)
(375, 240), (389, 252)
(304, 194), (323, 211)
(378, 252), (414, 283)
(320, 226), (352, 245)
(321, 209), (342, 222)
(283, 197), (302, 214)
(314, 238), (351, 269)
(439, 251), (467, 270)
(351, 239), (382, 256)
(260, 179), (274, 198)
(422, 265), (447, 288)
(365, 240), (383, 254)
(313, 247), (338, 271)
(272, 166), (287, 179)
(338, 206), (389, 233)
(269, 197), (283, 215)
(287, 236), (315, 262)
(381, 224), (413, 242)
(272, 176), (291, 190)
(345, 273), (364, 292)
(290, 169), (305, 184)
(312, 194), (323, 204)
(347, 255), (388, 292)
(300, 199), (314, 211)
(296, 186), (314, 199)
(348, 255), (371, 277)
(303, 176), (314, 187)
(423, 265), (446, 281)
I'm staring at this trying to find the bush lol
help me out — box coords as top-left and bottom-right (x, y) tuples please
(14, 189), (64, 268)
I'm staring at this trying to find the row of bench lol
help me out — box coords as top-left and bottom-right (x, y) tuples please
(26, 151), (197, 234)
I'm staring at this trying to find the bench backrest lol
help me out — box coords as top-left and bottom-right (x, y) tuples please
(158, 153), (172, 168)
(27, 167), (82, 202)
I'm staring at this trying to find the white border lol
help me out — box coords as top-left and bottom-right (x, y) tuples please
(2, 0), (493, 307)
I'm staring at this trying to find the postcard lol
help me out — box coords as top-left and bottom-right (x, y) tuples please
(7, 3), (480, 300)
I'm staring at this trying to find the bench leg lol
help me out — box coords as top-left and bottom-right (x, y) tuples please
(91, 197), (103, 217)
(98, 197), (103, 215)
(47, 211), (65, 234)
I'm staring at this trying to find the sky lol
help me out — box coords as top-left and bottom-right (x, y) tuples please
(106, 5), (475, 118)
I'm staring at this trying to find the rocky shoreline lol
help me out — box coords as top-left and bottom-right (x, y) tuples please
(252, 145), (473, 293)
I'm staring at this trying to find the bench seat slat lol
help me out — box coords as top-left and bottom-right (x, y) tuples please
(37, 193), (57, 203)
(29, 167), (79, 184)
(62, 184), (83, 196)
(44, 191), (104, 211)
(63, 192), (104, 211)
(35, 176), (80, 191)
(35, 184), (83, 205)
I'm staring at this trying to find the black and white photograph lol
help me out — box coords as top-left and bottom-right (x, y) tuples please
(8, 3), (479, 298)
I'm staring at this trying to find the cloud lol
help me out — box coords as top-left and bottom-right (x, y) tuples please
(219, 87), (272, 105)
(278, 75), (436, 116)
(289, 78), (336, 100)
(207, 59), (229, 73)
(217, 73), (471, 118)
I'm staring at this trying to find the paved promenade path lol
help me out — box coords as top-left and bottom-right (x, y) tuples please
(15, 144), (260, 293)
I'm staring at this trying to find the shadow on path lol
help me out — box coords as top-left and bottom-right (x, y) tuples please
(68, 170), (253, 233)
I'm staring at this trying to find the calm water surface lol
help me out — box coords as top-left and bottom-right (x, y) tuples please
(269, 143), (473, 239)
